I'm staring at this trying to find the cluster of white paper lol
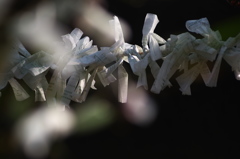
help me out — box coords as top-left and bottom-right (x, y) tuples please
(1, 13), (240, 107)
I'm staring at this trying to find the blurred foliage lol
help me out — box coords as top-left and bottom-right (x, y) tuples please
(74, 96), (116, 134)
(213, 15), (240, 40)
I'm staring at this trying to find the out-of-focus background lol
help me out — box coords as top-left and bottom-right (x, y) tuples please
(1, 0), (240, 158)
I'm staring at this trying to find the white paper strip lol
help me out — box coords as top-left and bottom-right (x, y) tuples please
(118, 64), (128, 103)
(8, 78), (30, 101)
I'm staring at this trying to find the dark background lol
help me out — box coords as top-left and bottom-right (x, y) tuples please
(1, 0), (240, 158)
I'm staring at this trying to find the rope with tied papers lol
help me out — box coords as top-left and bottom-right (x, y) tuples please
(0, 13), (239, 109)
